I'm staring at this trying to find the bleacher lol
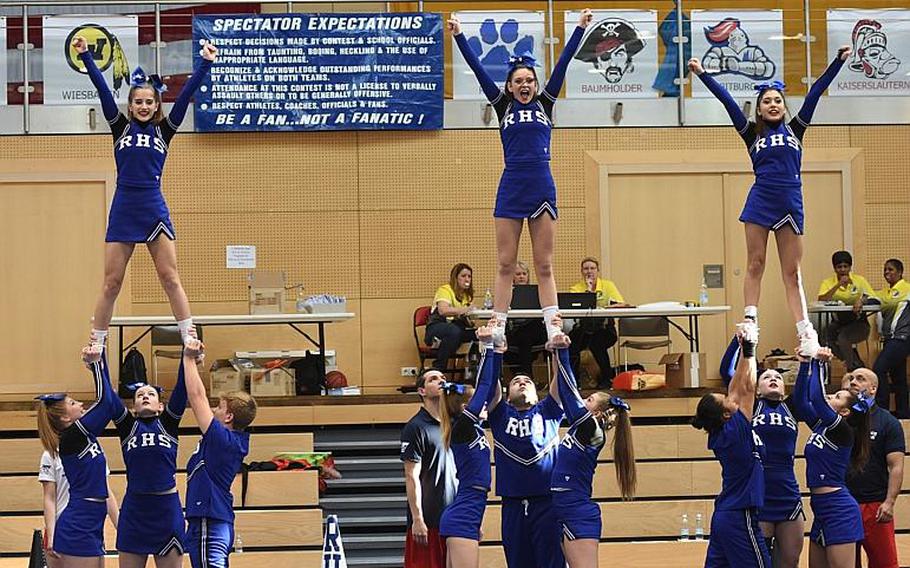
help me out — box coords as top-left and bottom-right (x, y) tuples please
(2, 396), (909, 567)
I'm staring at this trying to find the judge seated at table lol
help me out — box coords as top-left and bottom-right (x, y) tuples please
(567, 256), (631, 389)
(817, 250), (874, 370)
(504, 260), (547, 377)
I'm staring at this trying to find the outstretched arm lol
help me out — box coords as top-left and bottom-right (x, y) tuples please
(797, 47), (849, 126)
(466, 327), (500, 418)
(688, 57), (749, 134)
(792, 360), (819, 425)
(554, 347), (587, 423)
(74, 37), (119, 122)
(81, 346), (126, 435)
(450, 17), (503, 102)
(543, 10), (591, 98)
(182, 340), (214, 434)
(167, 43), (216, 128)
(727, 337), (757, 421)
(162, 356), (188, 434)
(806, 352), (839, 426)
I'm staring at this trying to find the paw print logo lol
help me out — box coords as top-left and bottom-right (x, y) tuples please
(466, 18), (535, 83)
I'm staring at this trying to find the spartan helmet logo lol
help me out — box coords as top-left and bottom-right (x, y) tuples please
(850, 19), (900, 79)
(574, 18), (646, 84)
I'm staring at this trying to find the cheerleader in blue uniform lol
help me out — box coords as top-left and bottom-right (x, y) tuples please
(35, 344), (121, 568)
(720, 337), (810, 568)
(449, 11), (592, 348)
(72, 36), (216, 349)
(100, 352), (189, 568)
(438, 325), (500, 567)
(550, 334), (636, 568)
(688, 47), (852, 357)
(693, 323), (770, 568)
(793, 348), (871, 568)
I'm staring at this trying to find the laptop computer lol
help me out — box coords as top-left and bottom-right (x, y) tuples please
(510, 285), (541, 309)
(558, 292), (597, 310)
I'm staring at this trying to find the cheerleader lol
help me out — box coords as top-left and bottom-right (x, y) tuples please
(438, 325), (500, 567)
(72, 35), (216, 348)
(551, 336), (636, 568)
(692, 323), (771, 568)
(793, 348), (871, 568)
(35, 345), (121, 567)
(448, 10), (592, 348)
(688, 46), (852, 356)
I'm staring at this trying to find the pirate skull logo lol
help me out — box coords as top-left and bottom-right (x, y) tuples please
(850, 19), (900, 79)
(574, 18), (646, 84)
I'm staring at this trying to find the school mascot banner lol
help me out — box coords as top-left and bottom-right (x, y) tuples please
(827, 9), (910, 96)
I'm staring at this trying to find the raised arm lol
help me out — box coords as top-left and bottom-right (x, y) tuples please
(554, 346), (587, 423)
(806, 354), (838, 426)
(163, 356), (188, 432)
(74, 37), (119, 122)
(797, 48), (849, 126)
(167, 43), (216, 128)
(465, 328), (498, 419)
(543, 11), (590, 98)
(688, 58), (749, 134)
(791, 360), (819, 425)
(450, 17), (502, 102)
(80, 346), (126, 435)
(726, 331), (757, 421)
(182, 340), (214, 434)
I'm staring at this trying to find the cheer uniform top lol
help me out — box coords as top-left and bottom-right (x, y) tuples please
(105, 359), (187, 556)
(793, 359), (864, 546)
(53, 354), (121, 557)
(80, 51), (212, 243)
(696, 57), (845, 234)
(752, 397), (806, 522)
(439, 347), (499, 541)
(551, 348), (606, 541)
(454, 27), (584, 220)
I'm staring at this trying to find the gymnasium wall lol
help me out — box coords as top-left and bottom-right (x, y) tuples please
(0, 125), (905, 393)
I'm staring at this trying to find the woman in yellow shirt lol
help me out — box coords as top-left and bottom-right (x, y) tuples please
(426, 263), (477, 372)
(872, 259), (910, 417)
(816, 250), (874, 370)
(567, 257), (631, 388)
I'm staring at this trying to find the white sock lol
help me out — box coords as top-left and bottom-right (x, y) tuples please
(796, 319), (814, 336)
(542, 305), (561, 339)
(177, 318), (194, 342)
(492, 311), (508, 327)
(91, 329), (108, 345)
(744, 305), (758, 321)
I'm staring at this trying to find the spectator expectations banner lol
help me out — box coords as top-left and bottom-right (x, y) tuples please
(193, 13), (444, 131)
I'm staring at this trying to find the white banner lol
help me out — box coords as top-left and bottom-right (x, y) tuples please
(43, 15), (139, 106)
(565, 10), (659, 98)
(452, 11), (546, 100)
(0, 18), (6, 106)
(691, 10), (783, 98)
(827, 9), (910, 96)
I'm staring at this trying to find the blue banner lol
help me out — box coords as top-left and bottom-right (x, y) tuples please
(192, 13), (443, 131)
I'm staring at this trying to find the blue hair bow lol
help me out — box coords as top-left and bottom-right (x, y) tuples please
(35, 393), (66, 403)
(440, 381), (467, 395)
(508, 52), (538, 69)
(754, 80), (785, 94)
(851, 391), (874, 414)
(609, 396), (630, 412)
(126, 382), (164, 395)
(129, 66), (168, 93)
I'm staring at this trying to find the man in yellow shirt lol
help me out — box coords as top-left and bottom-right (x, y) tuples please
(817, 250), (874, 370)
(567, 257), (630, 388)
(872, 259), (910, 417)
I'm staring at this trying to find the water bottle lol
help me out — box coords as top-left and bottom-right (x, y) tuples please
(679, 513), (690, 541)
(694, 513), (704, 541)
(295, 285), (306, 313)
(234, 532), (244, 553)
(699, 279), (709, 306)
(483, 288), (494, 310)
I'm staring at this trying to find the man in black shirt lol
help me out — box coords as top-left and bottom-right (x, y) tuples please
(844, 368), (905, 568)
(400, 369), (457, 568)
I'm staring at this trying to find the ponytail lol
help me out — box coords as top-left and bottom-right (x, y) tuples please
(438, 385), (473, 449)
(36, 401), (67, 458)
(611, 407), (637, 500)
(847, 409), (872, 475)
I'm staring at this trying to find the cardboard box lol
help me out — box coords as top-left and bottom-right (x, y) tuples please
(209, 359), (245, 396)
(660, 352), (707, 388)
(250, 366), (296, 397)
(249, 271), (286, 315)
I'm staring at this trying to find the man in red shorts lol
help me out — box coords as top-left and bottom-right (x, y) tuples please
(844, 368), (905, 568)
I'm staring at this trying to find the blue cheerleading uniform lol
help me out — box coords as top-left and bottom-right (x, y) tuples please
(104, 359), (188, 556)
(704, 408), (771, 568)
(80, 51), (212, 243)
(439, 348), (499, 541)
(752, 398), (805, 523)
(454, 26), (584, 220)
(185, 411), (251, 568)
(793, 359), (864, 546)
(696, 57), (845, 234)
(53, 354), (121, 557)
(488, 387), (563, 567)
(550, 348), (605, 541)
